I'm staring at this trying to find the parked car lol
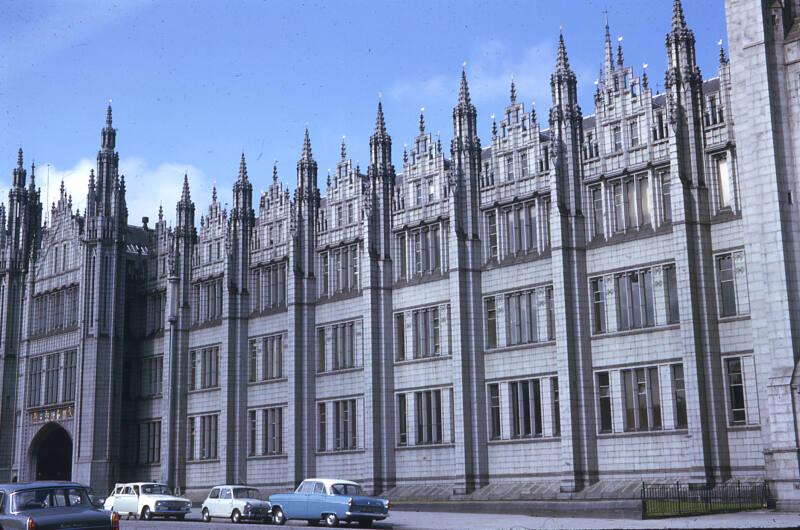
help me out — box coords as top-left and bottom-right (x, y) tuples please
(0, 481), (120, 529)
(103, 481), (191, 520)
(200, 484), (272, 523)
(269, 478), (389, 527)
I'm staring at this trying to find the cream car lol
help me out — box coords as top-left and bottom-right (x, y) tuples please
(103, 482), (192, 520)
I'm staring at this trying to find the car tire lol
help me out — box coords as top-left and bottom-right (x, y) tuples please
(272, 507), (286, 526)
(324, 513), (339, 527)
(202, 508), (211, 522)
(141, 506), (152, 521)
(231, 509), (242, 523)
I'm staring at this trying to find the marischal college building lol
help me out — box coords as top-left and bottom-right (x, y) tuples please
(2, 0), (800, 508)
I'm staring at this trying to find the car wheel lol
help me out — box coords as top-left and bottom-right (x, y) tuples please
(231, 509), (242, 523)
(272, 507), (286, 526)
(357, 519), (373, 528)
(141, 506), (152, 521)
(324, 513), (339, 527)
(202, 508), (212, 522)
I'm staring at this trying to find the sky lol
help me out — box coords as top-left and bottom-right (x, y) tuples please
(0, 0), (728, 226)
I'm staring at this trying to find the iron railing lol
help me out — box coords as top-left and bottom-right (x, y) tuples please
(641, 481), (771, 518)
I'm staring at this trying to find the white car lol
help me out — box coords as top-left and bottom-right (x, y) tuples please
(103, 482), (192, 520)
(201, 485), (272, 523)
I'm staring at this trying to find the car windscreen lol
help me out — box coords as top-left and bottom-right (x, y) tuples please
(232, 487), (261, 500)
(330, 484), (362, 496)
(140, 484), (172, 495)
(12, 488), (90, 512)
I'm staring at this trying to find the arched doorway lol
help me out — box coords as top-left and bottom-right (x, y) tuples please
(31, 423), (72, 481)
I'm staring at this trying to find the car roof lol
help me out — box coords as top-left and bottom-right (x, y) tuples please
(302, 478), (359, 488)
(210, 485), (258, 489)
(0, 481), (86, 492)
(114, 482), (166, 487)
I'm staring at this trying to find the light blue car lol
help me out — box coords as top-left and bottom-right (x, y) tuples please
(269, 478), (389, 527)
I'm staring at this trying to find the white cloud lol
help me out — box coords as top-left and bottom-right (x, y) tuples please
(389, 39), (594, 120)
(23, 158), (214, 228)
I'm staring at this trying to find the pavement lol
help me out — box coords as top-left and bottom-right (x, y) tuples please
(118, 509), (800, 529)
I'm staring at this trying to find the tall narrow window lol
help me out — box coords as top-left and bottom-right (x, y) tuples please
(591, 278), (606, 333)
(320, 253), (329, 296)
(395, 314), (405, 361)
(551, 377), (561, 436)
(485, 298), (497, 349)
(716, 156), (732, 209)
(638, 176), (650, 226)
(625, 179), (636, 229)
(546, 287), (555, 341)
(397, 233), (407, 280)
(249, 341), (257, 383)
(248, 410), (257, 456)
(629, 120), (640, 147)
(414, 390), (443, 445)
(318, 403), (327, 452)
(613, 125), (622, 151)
(486, 212), (498, 260)
(488, 384), (501, 440)
(505, 156), (514, 180)
(520, 152), (528, 178)
(317, 328), (326, 372)
(613, 182), (624, 232)
(525, 204), (538, 252)
(726, 357), (746, 425)
(44, 354), (59, 405)
(672, 364), (687, 429)
(664, 265), (680, 324)
(717, 253), (736, 317)
(597, 371), (612, 433)
(62, 350), (77, 402)
(397, 394), (407, 446)
(592, 187), (603, 238)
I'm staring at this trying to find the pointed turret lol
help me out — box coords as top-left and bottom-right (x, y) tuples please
(181, 173), (191, 202)
(672, 0), (687, 33)
(272, 162), (279, 183)
(419, 110), (426, 133)
(603, 14), (615, 80)
(458, 65), (471, 106)
(101, 102), (116, 152)
(12, 148), (26, 188)
(617, 38), (624, 67)
(296, 128), (318, 202)
(238, 152), (248, 181)
(510, 79), (517, 105)
(556, 33), (571, 74)
(374, 99), (387, 136)
(370, 99), (393, 171)
(301, 127), (313, 162)
(341, 137), (347, 161)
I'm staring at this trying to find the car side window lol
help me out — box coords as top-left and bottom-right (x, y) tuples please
(209, 488), (220, 499)
(123, 487), (133, 495)
(313, 482), (325, 495)
(220, 489), (232, 500)
(133, 486), (140, 496)
(298, 481), (314, 494)
(0, 491), (5, 513)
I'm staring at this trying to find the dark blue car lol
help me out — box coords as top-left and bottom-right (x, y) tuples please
(0, 481), (119, 529)
(269, 478), (389, 527)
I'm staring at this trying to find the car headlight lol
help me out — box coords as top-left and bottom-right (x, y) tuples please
(155, 501), (164, 509)
(384, 500), (390, 510)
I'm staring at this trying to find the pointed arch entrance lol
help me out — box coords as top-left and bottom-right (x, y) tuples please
(30, 423), (73, 481)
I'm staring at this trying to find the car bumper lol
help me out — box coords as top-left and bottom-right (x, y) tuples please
(153, 508), (191, 516)
(345, 510), (388, 520)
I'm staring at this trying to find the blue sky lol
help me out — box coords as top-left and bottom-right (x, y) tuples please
(0, 0), (728, 224)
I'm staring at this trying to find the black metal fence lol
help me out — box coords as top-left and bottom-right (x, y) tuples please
(641, 481), (771, 518)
